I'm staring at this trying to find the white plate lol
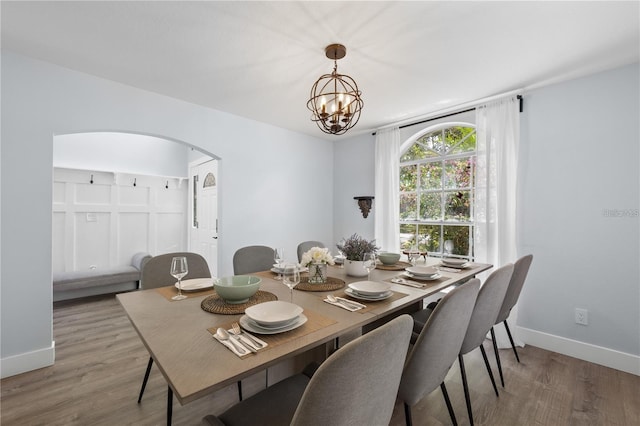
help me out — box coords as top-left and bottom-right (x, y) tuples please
(405, 266), (439, 277)
(175, 278), (214, 291)
(345, 288), (393, 301)
(403, 271), (442, 281)
(271, 266), (307, 274)
(244, 315), (299, 330)
(441, 258), (468, 266)
(334, 255), (345, 264)
(239, 314), (307, 335)
(245, 301), (304, 327)
(347, 280), (391, 296)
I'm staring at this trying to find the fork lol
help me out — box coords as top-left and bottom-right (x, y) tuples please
(231, 323), (265, 349)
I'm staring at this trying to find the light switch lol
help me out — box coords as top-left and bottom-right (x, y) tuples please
(86, 213), (97, 222)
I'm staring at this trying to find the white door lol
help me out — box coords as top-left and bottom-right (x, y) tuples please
(188, 159), (219, 277)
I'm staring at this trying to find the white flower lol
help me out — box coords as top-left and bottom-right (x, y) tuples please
(301, 247), (335, 267)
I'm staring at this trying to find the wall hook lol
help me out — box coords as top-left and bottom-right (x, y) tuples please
(133, 178), (137, 187)
(90, 174), (94, 184)
(165, 181), (169, 189)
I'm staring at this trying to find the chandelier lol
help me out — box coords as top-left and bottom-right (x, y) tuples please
(307, 44), (364, 135)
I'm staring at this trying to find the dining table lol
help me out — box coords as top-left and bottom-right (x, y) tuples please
(117, 257), (492, 425)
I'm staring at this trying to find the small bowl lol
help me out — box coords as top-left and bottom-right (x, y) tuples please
(214, 275), (261, 304)
(378, 252), (401, 265)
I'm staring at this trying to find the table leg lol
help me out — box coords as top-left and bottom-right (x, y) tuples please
(167, 386), (173, 426)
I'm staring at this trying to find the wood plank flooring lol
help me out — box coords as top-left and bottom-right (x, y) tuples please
(1, 293), (638, 425)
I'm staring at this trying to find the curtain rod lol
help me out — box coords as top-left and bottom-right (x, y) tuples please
(372, 94), (523, 136)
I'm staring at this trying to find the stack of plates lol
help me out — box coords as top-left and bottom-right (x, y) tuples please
(346, 281), (392, 301)
(404, 266), (441, 281)
(241, 301), (307, 334)
(334, 255), (346, 265)
(271, 264), (307, 274)
(174, 277), (214, 291)
(441, 258), (470, 268)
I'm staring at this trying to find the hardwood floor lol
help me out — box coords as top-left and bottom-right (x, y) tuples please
(2, 294), (638, 425)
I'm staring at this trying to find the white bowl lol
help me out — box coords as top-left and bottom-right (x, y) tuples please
(245, 301), (303, 327)
(406, 266), (439, 277)
(348, 280), (391, 296)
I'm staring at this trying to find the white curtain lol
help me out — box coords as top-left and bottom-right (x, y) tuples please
(474, 96), (522, 348)
(374, 127), (401, 252)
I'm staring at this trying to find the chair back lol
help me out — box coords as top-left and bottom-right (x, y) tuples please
(232, 245), (275, 275)
(140, 252), (211, 290)
(460, 263), (514, 354)
(296, 241), (326, 262)
(495, 254), (533, 324)
(291, 315), (413, 426)
(398, 279), (481, 406)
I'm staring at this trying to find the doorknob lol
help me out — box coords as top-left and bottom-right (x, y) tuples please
(213, 236), (218, 239)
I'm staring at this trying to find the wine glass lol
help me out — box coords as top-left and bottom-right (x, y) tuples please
(363, 252), (377, 281)
(408, 245), (419, 266)
(274, 248), (284, 280)
(282, 263), (300, 303)
(444, 240), (454, 256)
(170, 256), (189, 301)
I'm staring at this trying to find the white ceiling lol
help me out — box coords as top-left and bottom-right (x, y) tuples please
(2, 1), (639, 140)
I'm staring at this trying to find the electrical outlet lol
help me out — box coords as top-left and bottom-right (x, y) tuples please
(575, 308), (588, 325)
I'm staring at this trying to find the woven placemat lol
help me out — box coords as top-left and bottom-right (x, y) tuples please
(296, 276), (345, 292)
(375, 261), (412, 271)
(201, 290), (278, 315)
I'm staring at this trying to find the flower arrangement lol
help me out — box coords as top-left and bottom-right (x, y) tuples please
(336, 233), (378, 261)
(300, 246), (335, 267)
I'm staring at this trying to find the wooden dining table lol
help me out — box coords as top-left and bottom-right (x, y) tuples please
(117, 258), (492, 425)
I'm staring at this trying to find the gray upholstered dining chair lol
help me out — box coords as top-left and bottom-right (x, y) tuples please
(296, 240), (325, 262)
(202, 314), (413, 426)
(135, 252), (243, 416)
(232, 245), (275, 275)
(490, 254), (533, 387)
(399, 278), (481, 426)
(456, 263), (513, 426)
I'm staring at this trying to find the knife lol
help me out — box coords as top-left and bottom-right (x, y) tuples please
(336, 297), (366, 309)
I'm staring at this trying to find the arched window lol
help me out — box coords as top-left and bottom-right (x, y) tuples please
(399, 123), (476, 259)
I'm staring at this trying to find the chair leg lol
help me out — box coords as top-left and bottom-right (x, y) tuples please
(403, 402), (413, 426)
(458, 354), (474, 426)
(138, 357), (154, 403)
(167, 386), (173, 426)
(440, 382), (458, 426)
(490, 327), (505, 387)
(237, 380), (243, 401)
(480, 344), (499, 397)
(503, 320), (520, 362)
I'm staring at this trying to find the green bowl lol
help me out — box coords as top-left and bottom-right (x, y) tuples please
(214, 275), (261, 304)
(378, 252), (401, 265)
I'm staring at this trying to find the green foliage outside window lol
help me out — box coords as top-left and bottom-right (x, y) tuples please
(399, 125), (476, 258)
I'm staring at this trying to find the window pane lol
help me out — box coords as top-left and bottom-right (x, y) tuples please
(443, 225), (470, 256)
(419, 162), (442, 190)
(416, 131), (445, 155)
(449, 127), (476, 154)
(399, 224), (417, 250)
(417, 224), (440, 252)
(444, 158), (472, 189)
(400, 142), (436, 162)
(400, 193), (417, 220)
(444, 190), (471, 221)
(420, 193), (442, 220)
(400, 165), (417, 191)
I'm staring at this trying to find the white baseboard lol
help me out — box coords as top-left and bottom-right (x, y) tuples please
(517, 326), (640, 376)
(1, 341), (55, 379)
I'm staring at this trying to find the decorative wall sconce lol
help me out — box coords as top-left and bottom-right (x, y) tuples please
(354, 196), (374, 218)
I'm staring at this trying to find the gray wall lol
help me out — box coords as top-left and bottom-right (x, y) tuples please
(517, 63), (639, 356)
(0, 51), (333, 376)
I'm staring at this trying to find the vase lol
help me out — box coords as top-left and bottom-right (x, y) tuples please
(308, 262), (328, 284)
(344, 260), (368, 277)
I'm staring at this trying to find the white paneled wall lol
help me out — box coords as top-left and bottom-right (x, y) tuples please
(52, 168), (187, 273)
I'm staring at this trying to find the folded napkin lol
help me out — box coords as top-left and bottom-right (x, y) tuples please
(324, 297), (366, 312)
(439, 266), (463, 273)
(391, 278), (426, 288)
